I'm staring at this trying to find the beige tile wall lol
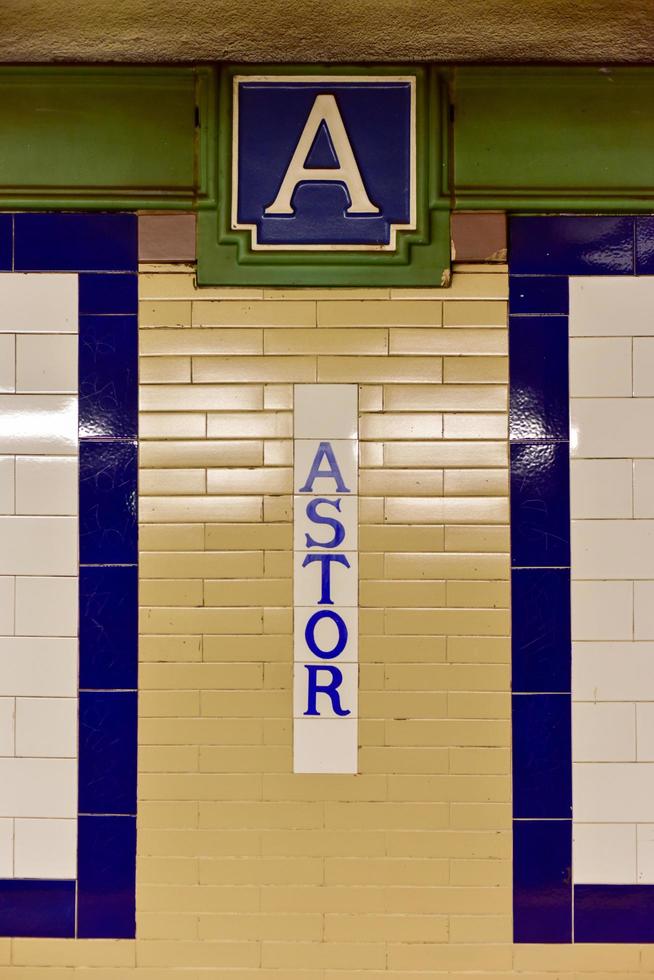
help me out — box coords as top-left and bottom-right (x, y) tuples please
(1, 263), (642, 975)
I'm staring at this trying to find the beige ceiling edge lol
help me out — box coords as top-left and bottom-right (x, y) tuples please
(0, 0), (653, 63)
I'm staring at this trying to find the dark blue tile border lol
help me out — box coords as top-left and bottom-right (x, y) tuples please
(509, 215), (654, 943)
(0, 214), (138, 939)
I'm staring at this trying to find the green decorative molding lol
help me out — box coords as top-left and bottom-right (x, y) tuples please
(0, 67), (213, 208)
(453, 67), (654, 211)
(196, 65), (451, 287)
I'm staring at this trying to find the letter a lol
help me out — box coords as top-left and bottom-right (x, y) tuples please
(264, 94), (380, 215)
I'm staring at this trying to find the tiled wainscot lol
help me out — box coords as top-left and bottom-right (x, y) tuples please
(511, 214), (654, 943)
(0, 214), (138, 938)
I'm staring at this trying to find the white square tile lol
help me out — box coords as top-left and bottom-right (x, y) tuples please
(635, 581), (654, 639)
(573, 642), (654, 702)
(294, 606), (358, 664)
(0, 457), (15, 515)
(574, 763), (654, 822)
(294, 551), (358, 608)
(0, 820), (13, 877)
(294, 439), (358, 496)
(294, 661), (358, 720)
(0, 757), (76, 817)
(0, 699), (14, 756)
(15, 698), (77, 758)
(569, 337), (632, 397)
(294, 384), (358, 439)
(572, 520), (654, 580)
(571, 580), (633, 641)
(16, 335), (78, 394)
(0, 577), (14, 635)
(0, 395), (78, 455)
(0, 274), (78, 333)
(294, 494), (358, 552)
(634, 460), (654, 518)
(637, 824), (654, 882)
(570, 277), (654, 337)
(14, 818), (76, 878)
(293, 717), (358, 774)
(15, 576), (78, 637)
(0, 336), (15, 393)
(573, 823), (637, 884)
(15, 456), (77, 517)
(573, 702), (635, 762)
(0, 637), (77, 697)
(0, 517), (77, 575)
(570, 459), (632, 519)
(636, 703), (654, 761)
(571, 398), (654, 459)
(634, 338), (654, 395)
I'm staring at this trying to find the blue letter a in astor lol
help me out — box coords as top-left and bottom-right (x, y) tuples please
(232, 75), (416, 251)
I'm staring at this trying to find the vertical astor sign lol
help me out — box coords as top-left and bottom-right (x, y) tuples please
(293, 385), (358, 774)
(233, 77), (415, 251)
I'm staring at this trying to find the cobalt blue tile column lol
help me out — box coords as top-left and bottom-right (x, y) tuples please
(508, 215), (647, 944)
(0, 213), (139, 940)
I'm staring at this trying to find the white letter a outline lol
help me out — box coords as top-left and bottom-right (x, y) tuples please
(265, 94), (380, 215)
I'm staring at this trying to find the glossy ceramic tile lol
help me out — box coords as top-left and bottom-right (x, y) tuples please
(571, 580), (633, 641)
(570, 276), (654, 336)
(13, 819), (76, 879)
(569, 337), (632, 397)
(575, 884), (654, 943)
(570, 459), (632, 519)
(509, 316), (568, 441)
(513, 819), (571, 943)
(294, 383), (358, 438)
(293, 718), (358, 774)
(0, 214), (138, 939)
(512, 568), (570, 693)
(573, 824), (637, 884)
(573, 702), (636, 762)
(511, 216), (634, 275)
(571, 398), (654, 458)
(15, 334), (77, 394)
(512, 694), (571, 819)
(0, 274), (77, 332)
(510, 442), (570, 568)
(637, 823), (654, 880)
(509, 275), (569, 315)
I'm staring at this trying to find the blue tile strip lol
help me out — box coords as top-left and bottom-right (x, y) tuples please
(509, 215), (642, 943)
(0, 213), (138, 940)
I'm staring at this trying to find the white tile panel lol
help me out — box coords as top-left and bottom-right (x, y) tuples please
(293, 494), (358, 552)
(0, 577), (14, 635)
(0, 758), (76, 817)
(0, 637), (77, 697)
(570, 276), (654, 336)
(570, 459), (633, 519)
(573, 823), (637, 884)
(15, 698), (77, 758)
(637, 824), (654, 882)
(0, 820), (12, 877)
(0, 274), (77, 333)
(294, 607), (358, 664)
(633, 338), (654, 396)
(14, 819), (76, 878)
(633, 459), (654, 518)
(0, 699), (14, 756)
(572, 520), (654, 580)
(635, 581), (654, 640)
(0, 395), (77, 456)
(15, 455), (77, 517)
(569, 337), (632, 397)
(294, 661), (358, 719)
(294, 384), (358, 439)
(636, 703), (654, 761)
(293, 718), (358, 774)
(571, 580), (633, 641)
(574, 763), (654, 822)
(0, 517), (77, 575)
(573, 702), (636, 762)
(571, 398), (654, 459)
(0, 457), (15, 515)
(0, 336), (15, 393)
(15, 576), (78, 637)
(16, 334), (78, 394)
(573, 642), (654, 702)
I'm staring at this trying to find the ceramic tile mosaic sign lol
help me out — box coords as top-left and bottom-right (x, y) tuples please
(510, 214), (654, 943)
(293, 384), (358, 773)
(0, 213), (138, 938)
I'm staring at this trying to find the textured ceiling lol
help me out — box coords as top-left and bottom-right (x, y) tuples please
(0, 0), (652, 63)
